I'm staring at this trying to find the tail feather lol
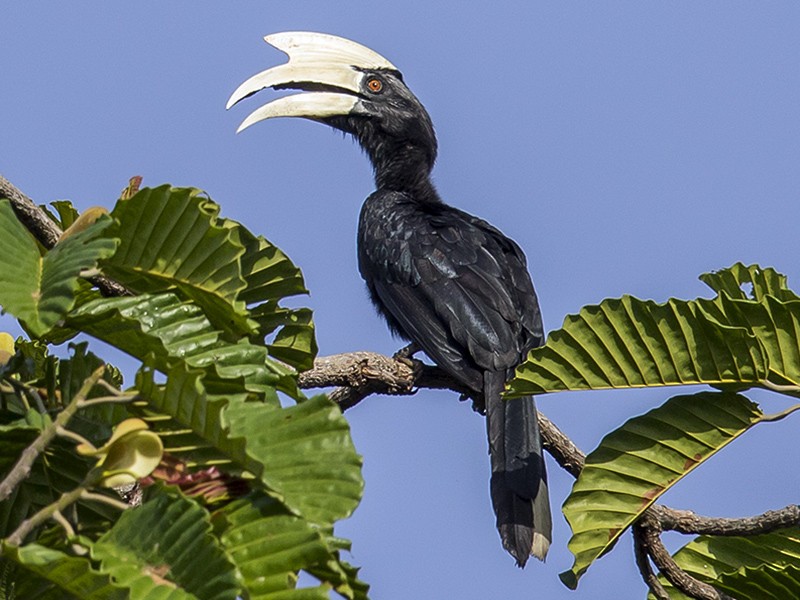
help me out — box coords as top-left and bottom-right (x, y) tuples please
(485, 371), (552, 567)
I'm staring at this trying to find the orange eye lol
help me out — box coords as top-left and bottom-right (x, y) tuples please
(367, 78), (383, 93)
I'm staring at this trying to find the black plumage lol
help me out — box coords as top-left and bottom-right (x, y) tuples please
(229, 32), (552, 566)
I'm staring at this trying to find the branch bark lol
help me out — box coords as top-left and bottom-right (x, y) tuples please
(636, 515), (734, 600)
(633, 522), (670, 600)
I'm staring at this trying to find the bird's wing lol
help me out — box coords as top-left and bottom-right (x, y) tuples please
(368, 205), (543, 393)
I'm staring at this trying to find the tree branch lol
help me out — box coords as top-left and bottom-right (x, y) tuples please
(636, 514), (734, 600)
(649, 503), (800, 537)
(0, 174), (61, 248)
(633, 522), (670, 600)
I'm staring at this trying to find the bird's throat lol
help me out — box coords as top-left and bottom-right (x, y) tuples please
(370, 143), (439, 202)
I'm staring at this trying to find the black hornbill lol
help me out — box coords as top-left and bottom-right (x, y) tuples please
(228, 32), (551, 566)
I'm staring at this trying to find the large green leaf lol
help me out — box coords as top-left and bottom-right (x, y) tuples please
(68, 293), (290, 402)
(560, 392), (771, 589)
(651, 528), (800, 600)
(136, 365), (363, 526)
(224, 395), (363, 525)
(1, 542), (128, 600)
(234, 224), (307, 307)
(104, 186), (253, 337)
(219, 492), (359, 599)
(0, 200), (118, 337)
(226, 219), (317, 371)
(510, 264), (800, 396)
(92, 488), (240, 600)
(509, 296), (768, 396)
(134, 364), (246, 470)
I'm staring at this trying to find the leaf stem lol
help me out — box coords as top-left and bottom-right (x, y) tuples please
(761, 402), (800, 423)
(80, 490), (132, 512)
(76, 393), (138, 409)
(51, 510), (76, 539)
(55, 426), (95, 449)
(762, 379), (800, 395)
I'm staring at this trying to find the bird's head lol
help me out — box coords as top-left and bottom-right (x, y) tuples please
(227, 32), (438, 190)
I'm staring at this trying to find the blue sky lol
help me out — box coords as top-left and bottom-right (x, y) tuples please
(3, 3), (800, 598)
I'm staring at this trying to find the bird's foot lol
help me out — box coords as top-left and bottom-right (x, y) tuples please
(393, 342), (420, 361)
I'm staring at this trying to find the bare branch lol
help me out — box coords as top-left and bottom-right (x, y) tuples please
(636, 515), (734, 600)
(650, 503), (800, 537)
(633, 522), (670, 600)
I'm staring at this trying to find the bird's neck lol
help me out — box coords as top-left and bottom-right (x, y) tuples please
(370, 143), (440, 203)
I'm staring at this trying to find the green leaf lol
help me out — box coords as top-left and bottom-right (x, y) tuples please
(92, 488), (240, 600)
(135, 364), (246, 470)
(264, 307), (318, 372)
(225, 395), (363, 525)
(104, 185), (253, 337)
(699, 263), (797, 302)
(136, 364), (362, 526)
(1, 542), (127, 600)
(232, 226), (317, 372)
(0, 199), (118, 337)
(708, 294), (800, 386)
(560, 392), (766, 589)
(49, 200), (80, 231)
(218, 492), (340, 599)
(68, 293), (288, 402)
(652, 528), (800, 600)
(234, 225), (308, 307)
(509, 296), (768, 396)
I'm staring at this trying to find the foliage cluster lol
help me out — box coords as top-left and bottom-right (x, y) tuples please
(510, 262), (800, 597)
(0, 186), (367, 599)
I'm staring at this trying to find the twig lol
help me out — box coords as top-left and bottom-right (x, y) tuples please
(0, 367), (106, 503)
(51, 510), (76, 539)
(80, 490), (133, 512)
(5, 478), (90, 546)
(77, 393), (138, 409)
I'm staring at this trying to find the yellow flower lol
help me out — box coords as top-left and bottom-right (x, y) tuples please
(0, 333), (15, 366)
(77, 418), (163, 487)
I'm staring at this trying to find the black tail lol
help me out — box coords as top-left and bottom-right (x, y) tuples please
(485, 370), (552, 567)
